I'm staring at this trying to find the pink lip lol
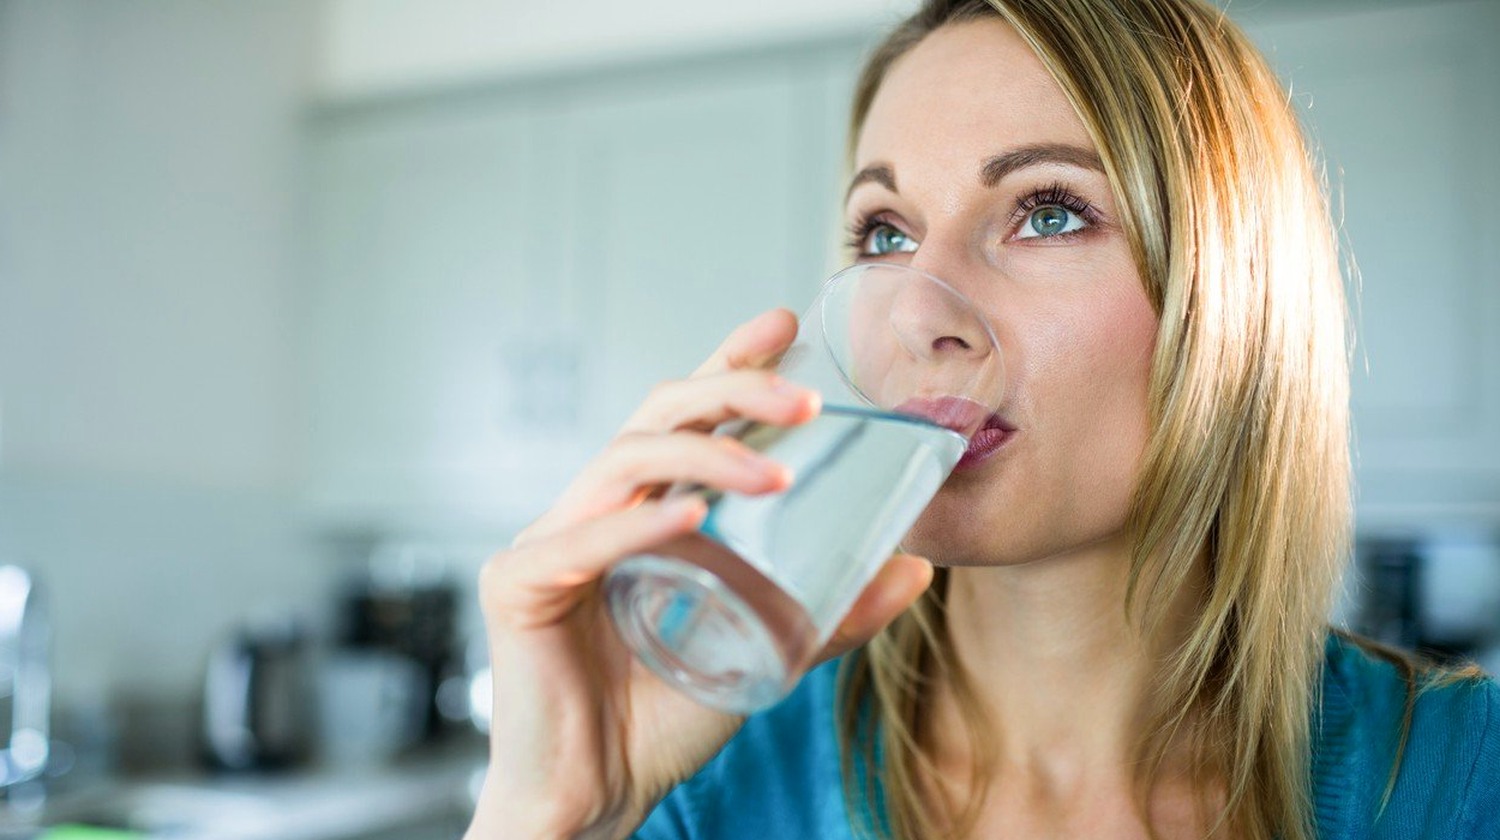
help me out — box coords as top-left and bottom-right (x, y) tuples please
(893, 396), (1016, 471)
(954, 416), (1015, 471)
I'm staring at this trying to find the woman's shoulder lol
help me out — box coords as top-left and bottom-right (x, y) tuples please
(1321, 630), (1499, 740)
(1322, 630), (1499, 718)
(1315, 631), (1500, 838)
(634, 658), (853, 840)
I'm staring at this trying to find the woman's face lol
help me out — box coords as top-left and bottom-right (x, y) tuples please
(848, 18), (1159, 567)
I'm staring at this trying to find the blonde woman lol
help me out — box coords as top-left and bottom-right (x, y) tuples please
(467, 1), (1499, 838)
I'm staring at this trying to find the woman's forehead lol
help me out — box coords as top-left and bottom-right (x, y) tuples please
(854, 18), (1096, 177)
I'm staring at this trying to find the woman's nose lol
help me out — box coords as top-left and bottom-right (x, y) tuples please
(887, 274), (992, 362)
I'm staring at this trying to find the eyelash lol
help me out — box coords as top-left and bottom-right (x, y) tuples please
(843, 211), (902, 253)
(1012, 182), (1099, 231)
(844, 182), (1100, 252)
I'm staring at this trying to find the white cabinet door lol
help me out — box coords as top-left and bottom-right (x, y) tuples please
(1247, 1), (1500, 526)
(304, 99), (588, 528)
(555, 52), (858, 442)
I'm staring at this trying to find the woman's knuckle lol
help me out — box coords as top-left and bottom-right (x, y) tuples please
(477, 556), (503, 590)
(511, 523), (538, 548)
(601, 432), (632, 454)
(732, 368), (778, 393)
(548, 524), (605, 567)
(599, 431), (644, 460)
(477, 550), (521, 606)
(645, 378), (682, 402)
(602, 433), (653, 472)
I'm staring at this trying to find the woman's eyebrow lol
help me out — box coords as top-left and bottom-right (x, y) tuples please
(844, 143), (1102, 204)
(981, 142), (1104, 186)
(845, 164), (897, 204)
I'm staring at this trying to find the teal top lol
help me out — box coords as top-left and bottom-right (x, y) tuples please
(636, 634), (1500, 838)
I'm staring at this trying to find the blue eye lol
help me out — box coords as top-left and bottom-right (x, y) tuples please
(872, 225), (917, 255)
(849, 221), (919, 257)
(1016, 205), (1086, 239)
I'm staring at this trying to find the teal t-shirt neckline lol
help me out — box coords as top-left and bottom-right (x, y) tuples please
(636, 632), (1500, 838)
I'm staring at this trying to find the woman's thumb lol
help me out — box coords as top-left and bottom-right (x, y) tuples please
(815, 553), (934, 661)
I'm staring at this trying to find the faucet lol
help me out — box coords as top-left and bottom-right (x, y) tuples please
(0, 565), (50, 792)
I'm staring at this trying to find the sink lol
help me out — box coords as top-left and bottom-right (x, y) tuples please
(0, 782), (283, 839)
(0, 749), (481, 840)
(52, 783), (281, 836)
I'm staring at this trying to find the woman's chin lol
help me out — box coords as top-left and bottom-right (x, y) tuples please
(907, 494), (995, 558)
(904, 506), (1043, 568)
(903, 519), (994, 567)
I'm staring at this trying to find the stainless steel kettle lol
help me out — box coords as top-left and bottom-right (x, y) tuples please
(200, 617), (314, 771)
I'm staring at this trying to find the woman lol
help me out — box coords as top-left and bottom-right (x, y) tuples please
(466, 1), (1499, 838)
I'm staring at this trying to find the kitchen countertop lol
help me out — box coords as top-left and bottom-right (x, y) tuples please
(0, 741), (486, 840)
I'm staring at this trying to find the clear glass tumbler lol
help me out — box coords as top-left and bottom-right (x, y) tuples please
(605, 263), (1005, 713)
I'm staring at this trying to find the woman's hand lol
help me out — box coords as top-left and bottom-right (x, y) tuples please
(466, 309), (935, 840)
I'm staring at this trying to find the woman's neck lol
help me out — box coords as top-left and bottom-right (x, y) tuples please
(928, 535), (1207, 796)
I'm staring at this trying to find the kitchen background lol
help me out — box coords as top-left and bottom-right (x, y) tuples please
(0, 0), (1496, 837)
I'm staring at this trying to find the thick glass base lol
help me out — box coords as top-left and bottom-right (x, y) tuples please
(604, 534), (816, 714)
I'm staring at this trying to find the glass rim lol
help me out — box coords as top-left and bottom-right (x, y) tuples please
(814, 262), (1003, 414)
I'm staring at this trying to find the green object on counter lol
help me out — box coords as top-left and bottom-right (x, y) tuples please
(39, 825), (145, 840)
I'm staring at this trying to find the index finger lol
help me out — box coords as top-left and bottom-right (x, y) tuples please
(691, 308), (799, 378)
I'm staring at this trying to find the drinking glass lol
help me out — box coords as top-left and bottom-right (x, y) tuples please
(604, 263), (1005, 713)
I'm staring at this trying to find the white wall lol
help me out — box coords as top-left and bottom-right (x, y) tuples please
(0, 0), (331, 701)
(0, 1), (308, 490)
(316, 0), (919, 98)
(311, 0), (1439, 101)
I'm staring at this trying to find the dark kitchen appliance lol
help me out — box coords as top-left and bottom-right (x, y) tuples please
(337, 562), (459, 739)
(200, 617), (315, 771)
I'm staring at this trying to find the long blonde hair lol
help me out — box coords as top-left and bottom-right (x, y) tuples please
(836, 2), (1352, 838)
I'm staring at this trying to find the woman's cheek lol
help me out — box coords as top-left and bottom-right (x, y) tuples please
(989, 238), (1103, 286)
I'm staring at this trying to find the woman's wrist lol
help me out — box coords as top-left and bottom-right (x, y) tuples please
(466, 787), (642, 840)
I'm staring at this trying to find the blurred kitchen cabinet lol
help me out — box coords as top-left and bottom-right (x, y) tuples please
(302, 44), (864, 528)
(303, 96), (585, 526)
(1249, 1), (1500, 526)
(552, 50), (861, 442)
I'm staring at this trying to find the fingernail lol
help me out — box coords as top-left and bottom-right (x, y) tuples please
(771, 377), (818, 405)
(769, 463), (795, 488)
(743, 450), (791, 483)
